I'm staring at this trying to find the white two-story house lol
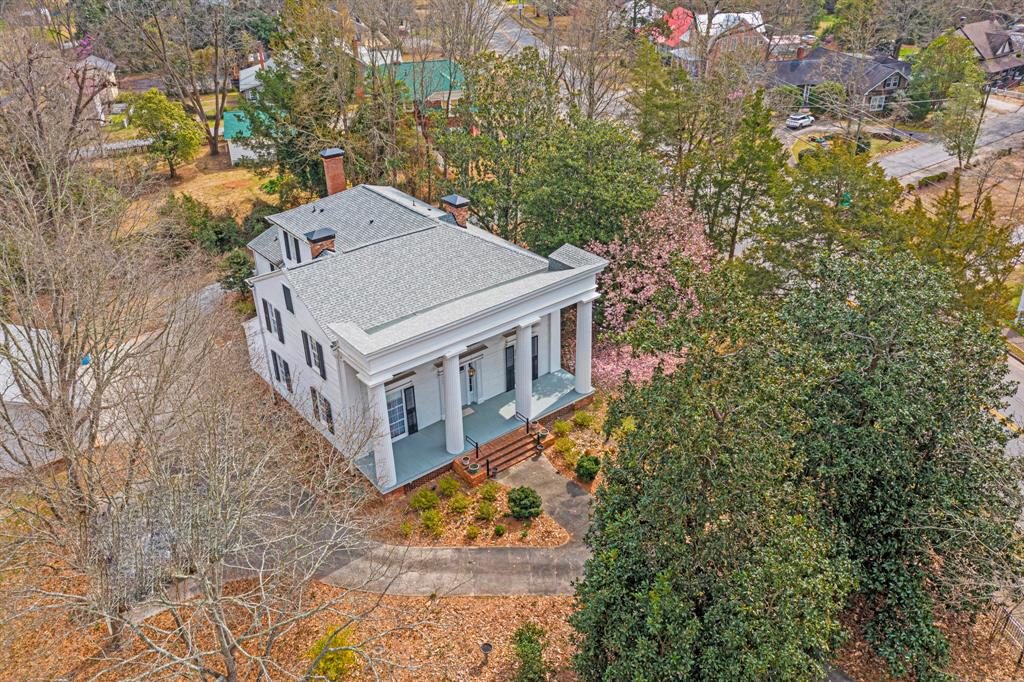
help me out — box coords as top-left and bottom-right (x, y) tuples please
(244, 149), (607, 493)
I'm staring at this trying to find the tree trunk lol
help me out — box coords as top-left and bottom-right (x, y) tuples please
(890, 37), (903, 60)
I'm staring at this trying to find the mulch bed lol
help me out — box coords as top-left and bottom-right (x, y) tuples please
(375, 479), (570, 548)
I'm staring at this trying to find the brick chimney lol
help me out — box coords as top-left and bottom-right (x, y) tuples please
(308, 228), (336, 258)
(320, 148), (346, 196)
(441, 194), (471, 227)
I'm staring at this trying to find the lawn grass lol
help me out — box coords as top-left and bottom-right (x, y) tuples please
(199, 92), (241, 119)
(899, 45), (920, 58)
(868, 137), (909, 157)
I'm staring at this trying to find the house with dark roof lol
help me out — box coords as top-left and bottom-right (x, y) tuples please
(772, 46), (911, 112)
(244, 150), (605, 493)
(955, 19), (1024, 87)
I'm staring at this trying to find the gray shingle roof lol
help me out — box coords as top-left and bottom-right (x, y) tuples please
(247, 225), (283, 267)
(287, 220), (549, 333)
(772, 47), (910, 93)
(548, 244), (607, 271)
(267, 185), (446, 252)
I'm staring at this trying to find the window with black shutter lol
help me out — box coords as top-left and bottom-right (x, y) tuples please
(310, 387), (321, 421)
(505, 345), (515, 392)
(315, 340), (326, 379)
(302, 330), (312, 367)
(531, 335), (539, 380)
(262, 299), (273, 333)
(275, 309), (284, 343)
(293, 236), (302, 263)
(323, 397), (334, 434)
(281, 358), (292, 392)
(403, 385), (418, 434)
(271, 350), (281, 381)
(282, 285), (293, 313)
(284, 232), (292, 260)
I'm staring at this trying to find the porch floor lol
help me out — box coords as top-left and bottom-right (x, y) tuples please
(356, 369), (586, 492)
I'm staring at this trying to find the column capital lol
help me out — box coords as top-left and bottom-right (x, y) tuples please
(356, 371), (393, 388)
(578, 291), (601, 305)
(516, 316), (541, 330)
(442, 346), (468, 360)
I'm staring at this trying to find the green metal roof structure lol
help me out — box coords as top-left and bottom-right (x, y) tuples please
(387, 59), (465, 103)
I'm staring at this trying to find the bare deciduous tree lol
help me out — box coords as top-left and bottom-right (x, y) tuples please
(562, 0), (629, 119)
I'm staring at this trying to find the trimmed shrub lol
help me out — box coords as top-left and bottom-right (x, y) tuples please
(307, 626), (358, 681)
(554, 437), (574, 454)
(552, 420), (572, 437)
(494, 524), (506, 537)
(420, 509), (443, 537)
(512, 623), (549, 682)
(475, 500), (498, 522)
(507, 487), (542, 520)
(478, 481), (501, 502)
(563, 448), (580, 470)
(575, 454), (600, 482)
(399, 521), (414, 538)
(465, 525), (481, 541)
(572, 411), (595, 429)
(917, 171), (949, 188)
(409, 488), (439, 511)
(449, 492), (472, 514)
(437, 474), (460, 498)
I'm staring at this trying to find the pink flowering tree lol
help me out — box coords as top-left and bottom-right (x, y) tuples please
(584, 192), (713, 389)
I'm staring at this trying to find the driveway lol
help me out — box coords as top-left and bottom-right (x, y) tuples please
(878, 102), (1024, 183)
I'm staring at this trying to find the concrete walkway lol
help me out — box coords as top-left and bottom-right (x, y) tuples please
(320, 456), (592, 596)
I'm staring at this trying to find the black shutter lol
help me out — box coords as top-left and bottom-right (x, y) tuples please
(310, 387), (321, 421)
(284, 232), (292, 260)
(505, 345), (515, 392)
(302, 330), (312, 366)
(316, 341), (326, 379)
(403, 386), (418, 435)
(275, 309), (284, 343)
(294, 236), (302, 263)
(282, 285), (293, 313)
(262, 300), (272, 333)
(282, 359), (291, 391)
(323, 397), (334, 434)
(531, 335), (539, 380)
(271, 351), (281, 381)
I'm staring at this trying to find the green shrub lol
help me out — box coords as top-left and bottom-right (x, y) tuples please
(512, 623), (549, 682)
(398, 521), (414, 538)
(520, 529), (529, 539)
(437, 474), (460, 498)
(575, 454), (600, 482)
(307, 626), (358, 681)
(507, 487), (542, 520)
(159, 192), (242, 256)
(475, 500), (498, 522)
(554, 437), (574, 454)
(420, 509), (443, 537)
(465, 525), (481, 541)
(572, 411), (595, 429)
(917, 171), (949, 188)
(409, 488), (439, 511)
(478, 481), (501, 502)
(563, 449), (580, 470)
(231, 297), (256, 317)
(449, 492), (472, 514)
(552, 420), (572, 437)
(494, 524), (506, 537)
(218, 248), (254, 294)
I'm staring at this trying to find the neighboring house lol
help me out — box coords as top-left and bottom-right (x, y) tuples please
(76, 55), (118, 123)
(955, 19), (1024, 88)
(772, 46), (911, 112)
(769, 34), (817, 60)
(239, 58), (274, 100)
(652, 8), (769, 74)
(387, 59), (465, 118)
(221, 110), (261, 166)
(244, 149), (606, 493)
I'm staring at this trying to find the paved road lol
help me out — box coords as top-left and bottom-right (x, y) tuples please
(489, 7), (544, 56)
(878, 103), (1024, 183)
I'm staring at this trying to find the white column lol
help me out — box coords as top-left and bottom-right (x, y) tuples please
(548, 308), (561, 373)
(366, 380), (397, 489)
(442, 352), (464, 455)
(515, 323), (534, 419)
(575, 299), (593, 394)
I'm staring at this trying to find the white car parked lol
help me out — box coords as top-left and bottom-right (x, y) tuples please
(786, 113), (815, 130)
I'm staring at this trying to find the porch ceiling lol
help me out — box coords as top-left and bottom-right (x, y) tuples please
(355, 369), (585, 492)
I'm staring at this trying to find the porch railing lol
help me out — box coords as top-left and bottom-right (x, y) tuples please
(514, 411), (532, 434)
(464, 434), (479, 460)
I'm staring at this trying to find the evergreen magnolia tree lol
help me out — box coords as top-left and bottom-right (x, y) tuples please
(573, 267), (852, 681)
(519, 114), (659, 255)
(690, 91), (786, 259)
(435, 48), (560, 240)
(781, 251), (1023, 680)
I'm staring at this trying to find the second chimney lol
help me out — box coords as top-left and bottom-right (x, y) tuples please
(441, 194), (471, 227)
(320, 148), (346, 196)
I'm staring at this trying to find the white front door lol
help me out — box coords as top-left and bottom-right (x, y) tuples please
(385, 388), (408, 441)
(459, 361), (478, 405)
